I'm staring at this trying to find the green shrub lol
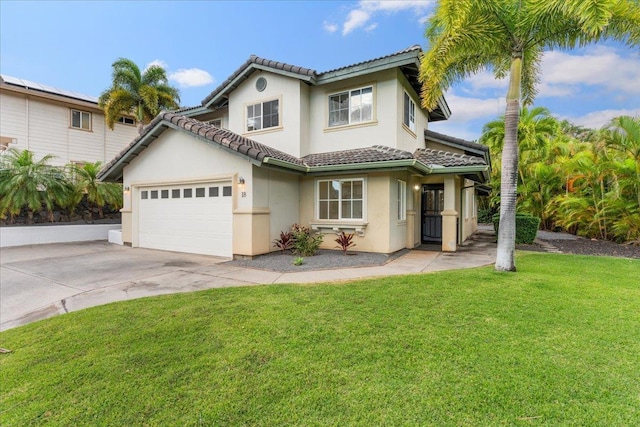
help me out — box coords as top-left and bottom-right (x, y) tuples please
(291, 224), (324, 256)
(492, 213), (541, 244)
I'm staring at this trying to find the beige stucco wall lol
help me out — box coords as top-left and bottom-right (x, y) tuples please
(299, 171), (411, 254)
(252, 166), (300, 252)
(122, 129), (253, 250)
(308, 69), (396, 155)
(0, 89), (137, 166)
(395, 69), (429, 153)
(227, 70), (306, 157)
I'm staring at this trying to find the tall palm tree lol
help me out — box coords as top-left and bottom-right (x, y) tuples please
(0, 149), (69, 223)
(99, 58), (180, 134)
(420, 0), (640, 271)
(68, 162), (123, 220)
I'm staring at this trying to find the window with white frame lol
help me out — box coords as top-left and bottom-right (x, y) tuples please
(328, 86), (373, 127)
(117, 116), (136, 126)
(403, 92), (416, 132)
(208, 118), (222, 128)
(246, 99), (279, 131)
(71, 109), (91, 130)
(397, 180), (407, 221)
(318, 179), (364, 220)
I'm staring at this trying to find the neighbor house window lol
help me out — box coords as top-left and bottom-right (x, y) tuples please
(403, 92), (416, 132)
(328, 86), (373, 127)
(71, 109), (91, 130)
(117, 116), (136, 126)
(397, 180), (407, 221)
(246, 99), (279, 131)
(208, 119), (222, 128)
(317, 179), (364, 220)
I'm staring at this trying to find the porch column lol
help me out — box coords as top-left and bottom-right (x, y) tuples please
(441, 175), (458, 252)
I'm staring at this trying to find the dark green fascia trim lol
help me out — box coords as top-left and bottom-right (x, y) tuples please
(316, 51), (420, 84)
(427, 165), (489, 175)
(252, 64), (316, 84)
(178, 106), (210, 118)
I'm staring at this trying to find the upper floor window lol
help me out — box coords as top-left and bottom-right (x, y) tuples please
(246, 99), (279, 132)
(117, 116), (136, 126)
(208, 119), (222, 128)
(71, 109), (91, 131)
(317, 178), (364, 220)
(329, 86), (373, 127)
(403, 92), (416, 133)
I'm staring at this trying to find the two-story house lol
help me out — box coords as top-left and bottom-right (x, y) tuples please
(98, 46), (490, 258)
(0, 75), (139, 166)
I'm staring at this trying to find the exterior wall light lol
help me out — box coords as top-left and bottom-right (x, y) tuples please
(413, 184), (421, 191)
(124, 186), (130, 193)
(238, 177), (247, 198)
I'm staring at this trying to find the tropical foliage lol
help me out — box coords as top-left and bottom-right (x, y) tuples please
(419, 0), (640, 271)
(0, 149), (69, 223)
(481, 114), (640, 244)
(0, 149), (122, 224)
(99, 58), (180, 134)
(67, 162), (123, 220)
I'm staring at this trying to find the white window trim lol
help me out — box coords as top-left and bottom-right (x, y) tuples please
(315, 178), (367, 222)
(326, 84), (376, 129)
(403, 91), (416, 135)
(207, 118), (223, 128)
(70, 109), (92, 131)
(397, 180), (407, 221)
(244, 97), (282, 133)
(117, 116), (136, 126)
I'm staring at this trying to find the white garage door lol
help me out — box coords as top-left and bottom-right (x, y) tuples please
(137, 182), (233, 257)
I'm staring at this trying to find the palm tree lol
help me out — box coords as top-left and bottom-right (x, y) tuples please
(68, 162), (123, 220)
(0, 149), (69, 224)
(419, 0), (640, 271)
(99, 58), (180, 134)
(603, 116), (640, 208)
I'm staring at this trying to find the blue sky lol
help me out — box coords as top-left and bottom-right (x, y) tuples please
(2, 0), (639, 141)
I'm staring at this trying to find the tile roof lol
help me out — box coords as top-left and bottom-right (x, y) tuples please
(1, 74), (99, 104)
(414, 148), (487, 168)
(99, 114), (487, 182)
(318, 45), (422, 76)
(303, 145), (413, 167)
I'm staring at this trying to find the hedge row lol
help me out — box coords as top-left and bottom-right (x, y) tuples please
(492, 213), (540, 244)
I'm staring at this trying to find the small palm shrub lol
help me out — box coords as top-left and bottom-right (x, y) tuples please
(334, 231), (356, 255)
(291, 224), (323, 256)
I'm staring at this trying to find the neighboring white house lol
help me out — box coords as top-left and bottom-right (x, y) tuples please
(0, 75), (138, 166)
(99, 46), (490, 258)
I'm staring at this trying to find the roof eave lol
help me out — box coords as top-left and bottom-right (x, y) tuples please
(317, 50), (420, 85)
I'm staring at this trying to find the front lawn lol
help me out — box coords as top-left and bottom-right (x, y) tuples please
(1, 253), (639, 426)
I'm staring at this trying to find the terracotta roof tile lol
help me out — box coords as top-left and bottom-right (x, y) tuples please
(424, 129), (488, 153)
(318, 45), (422, 76)
(414, 148), (487, 168)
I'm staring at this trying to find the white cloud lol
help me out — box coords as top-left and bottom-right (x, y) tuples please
(343, 9), (371, 35)
(364, 23), (378, 32)
(341, 0), (433, 35)
(169, 68), (214, 88)
(562, 108), (640, 129)
(145, 59), (168, 71)
(323, 21), (338, 33)
(442, 92), (504, 123)
(539, 48), (640, 97)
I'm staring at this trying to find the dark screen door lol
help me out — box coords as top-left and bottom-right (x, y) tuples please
(422, 185), (444, 242)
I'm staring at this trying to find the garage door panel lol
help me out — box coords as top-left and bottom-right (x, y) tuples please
(138, 182), (233, 257)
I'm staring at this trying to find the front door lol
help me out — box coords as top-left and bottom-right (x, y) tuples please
(422, 185), (444, 242)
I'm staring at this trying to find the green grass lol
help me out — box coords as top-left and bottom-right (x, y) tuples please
(1, 253), (639, 426)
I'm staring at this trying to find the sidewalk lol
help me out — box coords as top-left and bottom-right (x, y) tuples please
(1, 228), (496, 331)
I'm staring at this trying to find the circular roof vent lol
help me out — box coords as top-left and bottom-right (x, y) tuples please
(256, 77), (267, 92)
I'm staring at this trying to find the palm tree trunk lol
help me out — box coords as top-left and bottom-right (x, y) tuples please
(495, 55), (522, 272)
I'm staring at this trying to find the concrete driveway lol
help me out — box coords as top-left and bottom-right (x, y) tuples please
(0, 242), (258, 331)
(1, 231), (497, 331)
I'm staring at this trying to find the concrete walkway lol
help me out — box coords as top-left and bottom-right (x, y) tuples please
(1, 227), (496, 332)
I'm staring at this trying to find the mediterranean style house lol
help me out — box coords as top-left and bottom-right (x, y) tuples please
(0, 75), (138, 166)
(99, 46), (490, 258)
